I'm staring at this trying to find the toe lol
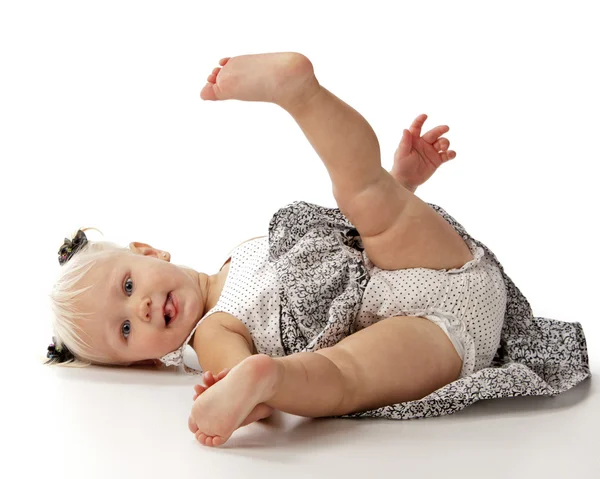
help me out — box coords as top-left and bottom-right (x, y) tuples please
(219, 57), (230, 66)
(212, 435), (226, 447)
(196, 431), (209, 446)
(188, 415), (199, 433)
(207, 68), (220, 83)
(200, 83), (218, 101)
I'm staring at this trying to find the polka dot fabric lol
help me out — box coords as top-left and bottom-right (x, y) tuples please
(200, 237), (285, 358)
(357, 237), (507, 378)
(160, 200), (589, 423)
(159, 237), (284, 367)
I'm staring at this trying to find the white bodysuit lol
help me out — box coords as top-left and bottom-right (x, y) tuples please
(160, 236), (507, 379)
(156, 200), (588, 420)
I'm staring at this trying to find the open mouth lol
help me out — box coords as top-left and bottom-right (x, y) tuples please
(163, 292), (178, 326)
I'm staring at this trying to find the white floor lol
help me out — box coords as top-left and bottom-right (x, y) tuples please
(9, 353), (597, 478)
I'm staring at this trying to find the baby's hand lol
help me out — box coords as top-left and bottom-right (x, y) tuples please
(390, 114), (456, 192)
(192, 369), (231, 400)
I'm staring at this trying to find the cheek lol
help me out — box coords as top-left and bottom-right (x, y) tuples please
(142, 330), (184, 358)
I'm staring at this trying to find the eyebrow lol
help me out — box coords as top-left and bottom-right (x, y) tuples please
(110, 268), (121, 300)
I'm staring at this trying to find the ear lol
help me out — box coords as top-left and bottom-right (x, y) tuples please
(129, 242), (171, 262)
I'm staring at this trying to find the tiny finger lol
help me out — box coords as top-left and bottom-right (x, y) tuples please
(422, 125), (449, 144)
(409, 114), (428, 138)
(203, 371), (215, 386)
(193, 384), (205, 394)
(193, 387), (207, 399)
(433, 138), (450, 152)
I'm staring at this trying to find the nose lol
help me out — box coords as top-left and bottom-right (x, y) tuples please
(137, 296), (153, 323)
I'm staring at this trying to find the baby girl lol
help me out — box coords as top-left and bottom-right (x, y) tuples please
(49, 52), (506, 447)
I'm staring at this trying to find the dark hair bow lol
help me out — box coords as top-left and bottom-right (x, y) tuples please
(46, 337), (75, 364)
(58, 229), (88, 265)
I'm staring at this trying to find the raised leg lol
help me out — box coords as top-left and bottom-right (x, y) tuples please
(201, 53), (384, 196)
(189, 315), (462, 446)
(283, 85), (474, 271)
(201, 53), (474, 272)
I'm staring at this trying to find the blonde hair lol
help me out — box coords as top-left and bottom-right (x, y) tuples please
(47, 227), (131, 368)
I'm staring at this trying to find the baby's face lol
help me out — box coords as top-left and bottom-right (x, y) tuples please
(75, 248), (206, 365)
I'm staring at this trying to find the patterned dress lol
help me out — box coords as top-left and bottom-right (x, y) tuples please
(267, 201), (590, 419)
(164, 200), (590, 420)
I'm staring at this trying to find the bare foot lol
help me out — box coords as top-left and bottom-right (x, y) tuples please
(199, 52), (320, 110)
(189, 370), (274, 430)
(188, 354), (279, 447)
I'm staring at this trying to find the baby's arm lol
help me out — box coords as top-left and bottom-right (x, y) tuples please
(399, 182), (417, 194)
(192, 316), (255, 373)
(189, 318), (274, 430)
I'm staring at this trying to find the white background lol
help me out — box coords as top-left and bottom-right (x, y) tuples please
(1, 1), (598, 478)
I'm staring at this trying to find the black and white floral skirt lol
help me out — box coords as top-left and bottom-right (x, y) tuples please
(267, 201), (591, 419)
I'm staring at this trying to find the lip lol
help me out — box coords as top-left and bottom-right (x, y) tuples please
(170, 293), (179, 324)
(164, 292), (179, 326)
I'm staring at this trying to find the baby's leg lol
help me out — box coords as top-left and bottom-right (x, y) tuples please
(201, 53), (383, 196)
(268, 315), (462, 416)
(202, 53), (473, 271)
(190, 315), (461, 446)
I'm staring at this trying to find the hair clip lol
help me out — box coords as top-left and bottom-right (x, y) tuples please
(58, 229), (89, 265)
(46, 337), (75, 363)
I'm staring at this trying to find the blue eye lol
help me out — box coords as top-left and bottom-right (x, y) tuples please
(122, 320), (131, 339)
(124, 277), (133, 296)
